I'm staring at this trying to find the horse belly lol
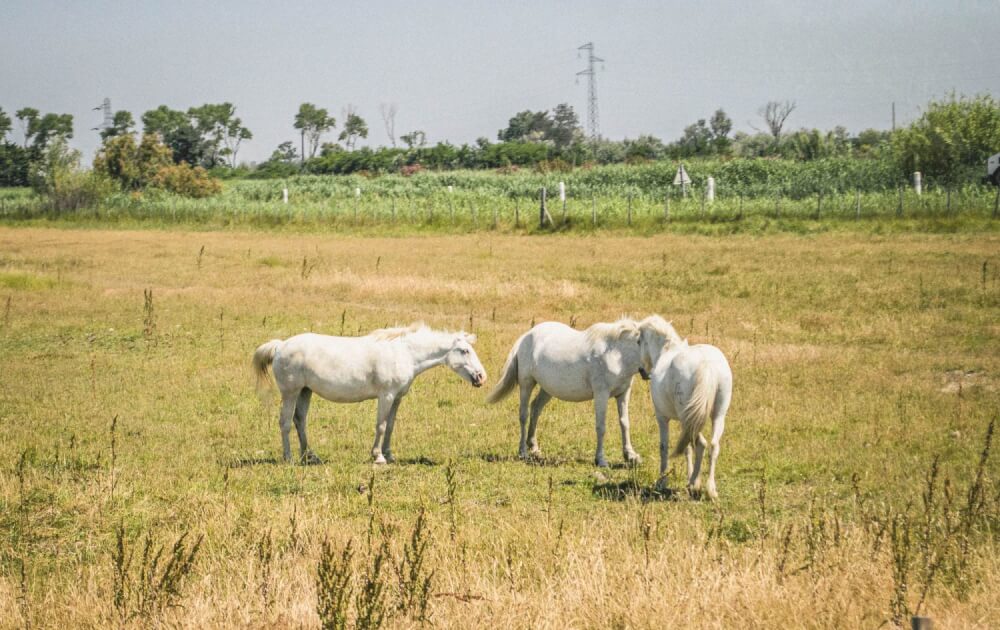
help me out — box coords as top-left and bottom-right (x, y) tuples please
(308, 377), (378, 403)
(533, 364), (592, 401)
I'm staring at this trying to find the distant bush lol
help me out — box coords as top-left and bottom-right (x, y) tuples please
(94, 133), (221, 198)
(151, 163), (222, 198)
(30, 139), (114, 212)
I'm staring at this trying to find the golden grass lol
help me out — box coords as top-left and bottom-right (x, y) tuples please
(0, 226), (998, 628)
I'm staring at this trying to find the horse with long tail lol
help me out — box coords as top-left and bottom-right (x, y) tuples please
(253, 322), (486, 464)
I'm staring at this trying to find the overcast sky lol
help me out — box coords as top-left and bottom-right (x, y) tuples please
(2, 0), (999, 163)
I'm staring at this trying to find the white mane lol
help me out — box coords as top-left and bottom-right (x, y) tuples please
(639, 315), (684, 346)
(584, 318), (640, 344)
(368, 321), (428, 341)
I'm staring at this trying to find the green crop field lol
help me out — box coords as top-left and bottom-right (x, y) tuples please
(0, 225), (998, 628)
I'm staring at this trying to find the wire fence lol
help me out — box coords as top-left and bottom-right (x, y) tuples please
(2, 183), (998, 229)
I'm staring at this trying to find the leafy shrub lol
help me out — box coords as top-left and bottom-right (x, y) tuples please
(30, 139), (114, 212)
(151, 162), (222, 198)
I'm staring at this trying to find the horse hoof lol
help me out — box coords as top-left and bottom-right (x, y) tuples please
(625, 452), (642, 466)
(373, 455), (388, 465)
(383, 453), (396, 464)
(301, 451), (323, 465)
(595, 458), (609, 468)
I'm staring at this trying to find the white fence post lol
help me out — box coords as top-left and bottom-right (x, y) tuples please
(282, 188), (288, 204)
(913, 172), (922, 196)
(707, 177), (715, 203)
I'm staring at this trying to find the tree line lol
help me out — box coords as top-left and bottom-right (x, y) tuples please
(2, 93), (999, 194)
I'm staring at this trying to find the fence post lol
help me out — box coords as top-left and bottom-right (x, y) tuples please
(855, 189), (861, 220)
(913, 171), (922, 196)
(539, 188), (553, 228)
(560, 181), (567, 224)
(706, 176), (715, 203)
(282, 188), (289, 204)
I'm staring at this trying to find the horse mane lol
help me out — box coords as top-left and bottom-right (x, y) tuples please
(584, 318), (640, 344)
(369, 321), (428, 341)
(639, 315), (684, 345)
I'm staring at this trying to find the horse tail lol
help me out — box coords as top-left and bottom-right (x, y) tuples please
(486, 334), (525, 404)
(674, 361), (718, 457)
(252, 339), (283, 392)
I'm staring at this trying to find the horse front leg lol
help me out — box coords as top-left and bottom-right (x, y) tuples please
(616, 388), (641, 465)
(371, 394), (395, 464)
(655, 412), (670, 492)
(380, 397), (403, 463)
(593, 391), (610, 468)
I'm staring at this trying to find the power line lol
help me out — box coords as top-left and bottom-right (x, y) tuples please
(577, 42), (604, 140)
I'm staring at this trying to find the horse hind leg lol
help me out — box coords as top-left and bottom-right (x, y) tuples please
(688, 435), (708, 498)
(294, 388), (320, 464)
(516, 377), (534, 459)
(278, 392), (298, 463)
(705, 413), (726, 501)
(526, 388), (551, 459)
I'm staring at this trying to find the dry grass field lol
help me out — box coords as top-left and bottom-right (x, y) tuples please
(0, 226), (998, 628)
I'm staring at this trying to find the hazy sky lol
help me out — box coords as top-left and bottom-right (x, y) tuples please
(2, 0), (999, 163)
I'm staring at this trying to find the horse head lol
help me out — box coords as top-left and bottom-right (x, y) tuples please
(445, 332), (487, 387)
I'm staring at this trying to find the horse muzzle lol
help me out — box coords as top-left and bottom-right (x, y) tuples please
(471, 372), (486, 387)
(638, 367), (650, 381)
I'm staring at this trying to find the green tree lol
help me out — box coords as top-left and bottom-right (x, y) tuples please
(0, 107), (11, 140)
(677, 119), (712, 156)
(294, 103), (336, 161)
(498, 110), (551, 143)
(338, 107), (368, 150)
(15, 108), (39, 146)
(548, 103), (581, 149)
(400, 130), (426, 149)
(15, 109), (72, 150)
(270, 141), (299, 163)
(709, 109), (733, 154)
(142, 106), (206, 166)
(101, 110), (136, 140)
(188, 103), (252, 168)
(893, 93), (1000, 183)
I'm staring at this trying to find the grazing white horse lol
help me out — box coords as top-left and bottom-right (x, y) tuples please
(638, 315), (732, 500)
(252, 323), (486, 464)
(486, 319), (647, 467)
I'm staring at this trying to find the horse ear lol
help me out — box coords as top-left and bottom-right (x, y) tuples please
(464, 333), (478, 344)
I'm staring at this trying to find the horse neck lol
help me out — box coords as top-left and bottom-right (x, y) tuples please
(647, 328), (683, 365)
(404, 332), (453, 374)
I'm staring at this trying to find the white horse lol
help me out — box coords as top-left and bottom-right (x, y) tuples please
(252, 323), (486, 464)
(638, 315), (732, 499)
(486, 319), (647, 467)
